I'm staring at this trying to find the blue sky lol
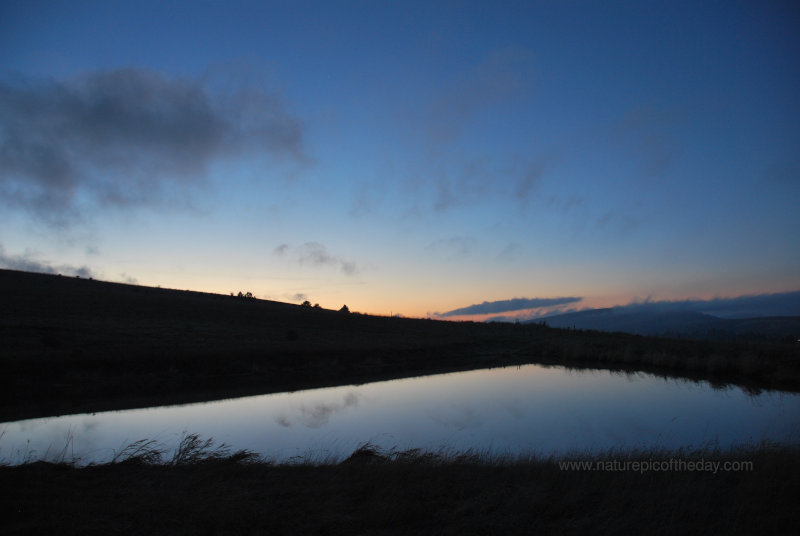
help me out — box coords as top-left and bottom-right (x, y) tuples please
(1, 1), (798, 318)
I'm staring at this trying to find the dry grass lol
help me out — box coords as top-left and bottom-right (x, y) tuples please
(1, 438), (798, 535)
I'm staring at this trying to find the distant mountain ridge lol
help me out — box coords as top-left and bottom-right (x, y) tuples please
(526, 308), (800, 342)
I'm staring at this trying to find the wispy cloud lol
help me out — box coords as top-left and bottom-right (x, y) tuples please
(438, 296), (583, 318)
(611, 103), (682, 181)
(382, 47), (551, 215)
(495, 241), (521, 261)
(425, 236), (477, 260)
(425, 47), (536, 143)
(274, 242), (358, 276)
(513, 157), (546, 203)
(0, 244), (94, 278)
(0, 68), (307, 226)
(431, 156), (497, 212)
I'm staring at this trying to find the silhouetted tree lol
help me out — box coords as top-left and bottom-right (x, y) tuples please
(313, 303), (321, 309)
(339, 304), (350, 313)
(301, 300), (312, 307)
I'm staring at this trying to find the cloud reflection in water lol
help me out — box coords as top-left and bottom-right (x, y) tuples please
(275, 392), (361, 429)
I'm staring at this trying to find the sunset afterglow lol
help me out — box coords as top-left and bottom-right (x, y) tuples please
(1, 1), (798, 319)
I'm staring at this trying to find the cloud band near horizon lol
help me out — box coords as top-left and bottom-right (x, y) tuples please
(617, 291), (800, 319)
(439, 296), (583, 317)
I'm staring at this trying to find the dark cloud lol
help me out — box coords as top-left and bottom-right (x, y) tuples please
(439, 296), (583, 317)
(0, 68), (307, 225)
(0, 244), (94, 278)
(274, 242), (358, 276)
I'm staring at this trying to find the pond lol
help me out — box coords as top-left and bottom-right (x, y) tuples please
(2, 364), (799, 465)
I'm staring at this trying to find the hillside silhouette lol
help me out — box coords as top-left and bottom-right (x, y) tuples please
(535, 308), (800, 341)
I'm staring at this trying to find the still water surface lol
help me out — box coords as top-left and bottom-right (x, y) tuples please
(2, 364), (799, 464)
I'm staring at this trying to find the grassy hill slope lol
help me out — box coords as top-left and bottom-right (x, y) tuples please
(2, 269), (799, 421)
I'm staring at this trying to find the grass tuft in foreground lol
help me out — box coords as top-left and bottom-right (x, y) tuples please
(104, 433), (260, 467)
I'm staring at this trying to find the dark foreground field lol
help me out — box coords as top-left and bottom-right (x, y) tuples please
(2, 269), (799, 422)
(2, 442), (798, 535)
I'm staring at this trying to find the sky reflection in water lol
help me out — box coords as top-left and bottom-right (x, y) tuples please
(2, 365), (799, 464)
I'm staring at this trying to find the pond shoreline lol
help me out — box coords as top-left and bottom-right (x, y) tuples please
(2, 268), (800, 422)
(8, 363), (796, 468)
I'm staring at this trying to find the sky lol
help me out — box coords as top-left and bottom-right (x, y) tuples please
(1, 0), (798, 320)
